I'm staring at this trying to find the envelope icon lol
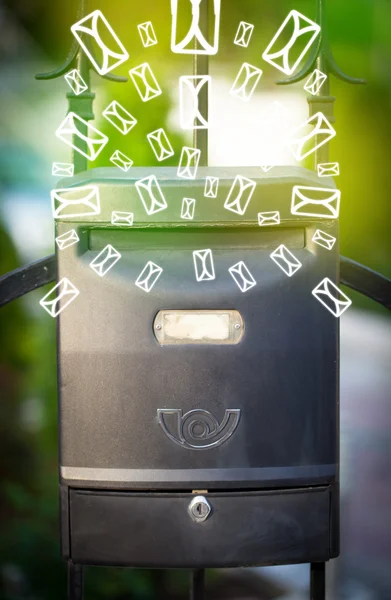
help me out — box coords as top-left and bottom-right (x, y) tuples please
(270, 245), (302, 277)
(177, 147), (201, 180)
(262, 10), (321, 76)
(135, 261), (163, 293)
(135, 175), (168, 215)
(39, 278), (79, 318)
(51, 186), (100, 219)
(71, 9), (129, 76)
(204, 176), (219, 198)
(90, 244), (121, 277)
(52, 163), (74, 177)
(193, 249), (215, 282)
(181, 198), (196, 220)
(102, 101), (137, 135)
(258, 211), (280, 226)
(291, 186), (341, 219)
(229, 261), (256, 293)
(287, 112), (336, 162)
(304, 69), (327, 95)
(171, 0), (221, 55)
(56, 112), (108, 161)
(64, 69), (88, 96)
(230, 63), (263, 102)
(224, 175), (256, 215)
(312, 229), (336, 251)
(111, 211), (134, 226)
(234, 21), (254, 48)
(55, 229), (79, 250)
(138, 21), (158, 47)
(312, 278), (352, 318)
(129, 63), (162, 102)
(110, 150), (133, 172)
(147, 128), (175, 162)
(180, 75), (211, 129)
(317, 162), (340, 178)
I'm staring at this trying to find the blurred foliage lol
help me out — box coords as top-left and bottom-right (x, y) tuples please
(0, 0), (391, 598)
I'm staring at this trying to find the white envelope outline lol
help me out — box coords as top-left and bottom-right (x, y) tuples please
(177, 147), (201, 180)
(51, 186), (100, 219)
(56, 112), (108, 161)
(291, 186), (341, 219)
(262, 10), (321, 76)
(90, 244), (121, 277)
(111, 211), (134, 226)
(71, 10), (129, 76)
(52, 163), (74, 177)
(55, 229), (80, 250)
(180, 75), (210, 129)
(312, 277), (352, 318)
(318, 162), (340, 177)
(135, 175), (168, 215)
(224, 176), (256, 215)
(129, 63), (162, 102)
(270, 245), (302, 277)
(171, 0), (221, 55)
(64, 69), (88, 95)
(138, 21), (158, 47)
(288, 112), (336, 161)
(135, 261), (163, 292)
(229, 261), (256, 293)
(102, 101), (137, 135)
(312, 229), (336, 250)
(304, 69), (327, 95)
(147, 129), (175, 161)
(230, 63), (263, 102)
(110, 150), (133, 172)
(39, 278), (79, 318)
(193, 249), (215, 281)
(204, 177), (219, 198)
(181, 198), (196, 220)
(258, 211), (280, 226)
(234, 22), (254, 47)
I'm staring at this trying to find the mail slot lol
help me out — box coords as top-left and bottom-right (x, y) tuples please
(56, 166), (339, 567)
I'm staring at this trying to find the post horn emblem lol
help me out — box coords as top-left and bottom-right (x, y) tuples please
(157, 408), (241, 450)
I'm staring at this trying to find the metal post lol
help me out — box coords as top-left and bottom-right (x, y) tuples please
(193, 0), (209, 165)
(70, 49), (94, 174)
(277, 0), (365, 172)
(190, 568), (205, 600)
(68, 562), (83, 600)
(35, 0), (126, 174)
(310, 562), (326, 600)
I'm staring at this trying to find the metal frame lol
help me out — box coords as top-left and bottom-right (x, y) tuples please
(0, 1), (390, 599)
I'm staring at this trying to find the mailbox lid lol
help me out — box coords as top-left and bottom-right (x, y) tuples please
(68, 485), (338, 568)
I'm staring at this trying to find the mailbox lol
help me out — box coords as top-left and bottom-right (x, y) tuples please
(56, 165), (339, 568)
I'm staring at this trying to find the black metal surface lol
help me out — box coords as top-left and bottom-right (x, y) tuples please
(68, 562), (83, 600)
(68, 487), (335, 568)
(310, 562), (326, 600)
(340, 256), (391, 310)
(190, 569), (205, 600)
(0, 255), (56, 308)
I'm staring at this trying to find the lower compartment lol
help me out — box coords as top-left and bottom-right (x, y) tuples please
(64, 485), (338, 568)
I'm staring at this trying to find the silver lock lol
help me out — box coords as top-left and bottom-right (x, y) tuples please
(188, 496), (212, 523)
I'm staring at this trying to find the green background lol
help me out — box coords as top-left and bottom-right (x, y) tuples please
(0, 0), (390, 598)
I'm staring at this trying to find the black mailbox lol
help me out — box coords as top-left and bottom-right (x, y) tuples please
(55, 165), (339, 568)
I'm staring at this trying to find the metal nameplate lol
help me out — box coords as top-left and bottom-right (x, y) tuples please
(153, 310), (244, 345)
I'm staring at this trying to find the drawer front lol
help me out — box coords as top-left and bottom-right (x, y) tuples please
(69, 486), (336, 568)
